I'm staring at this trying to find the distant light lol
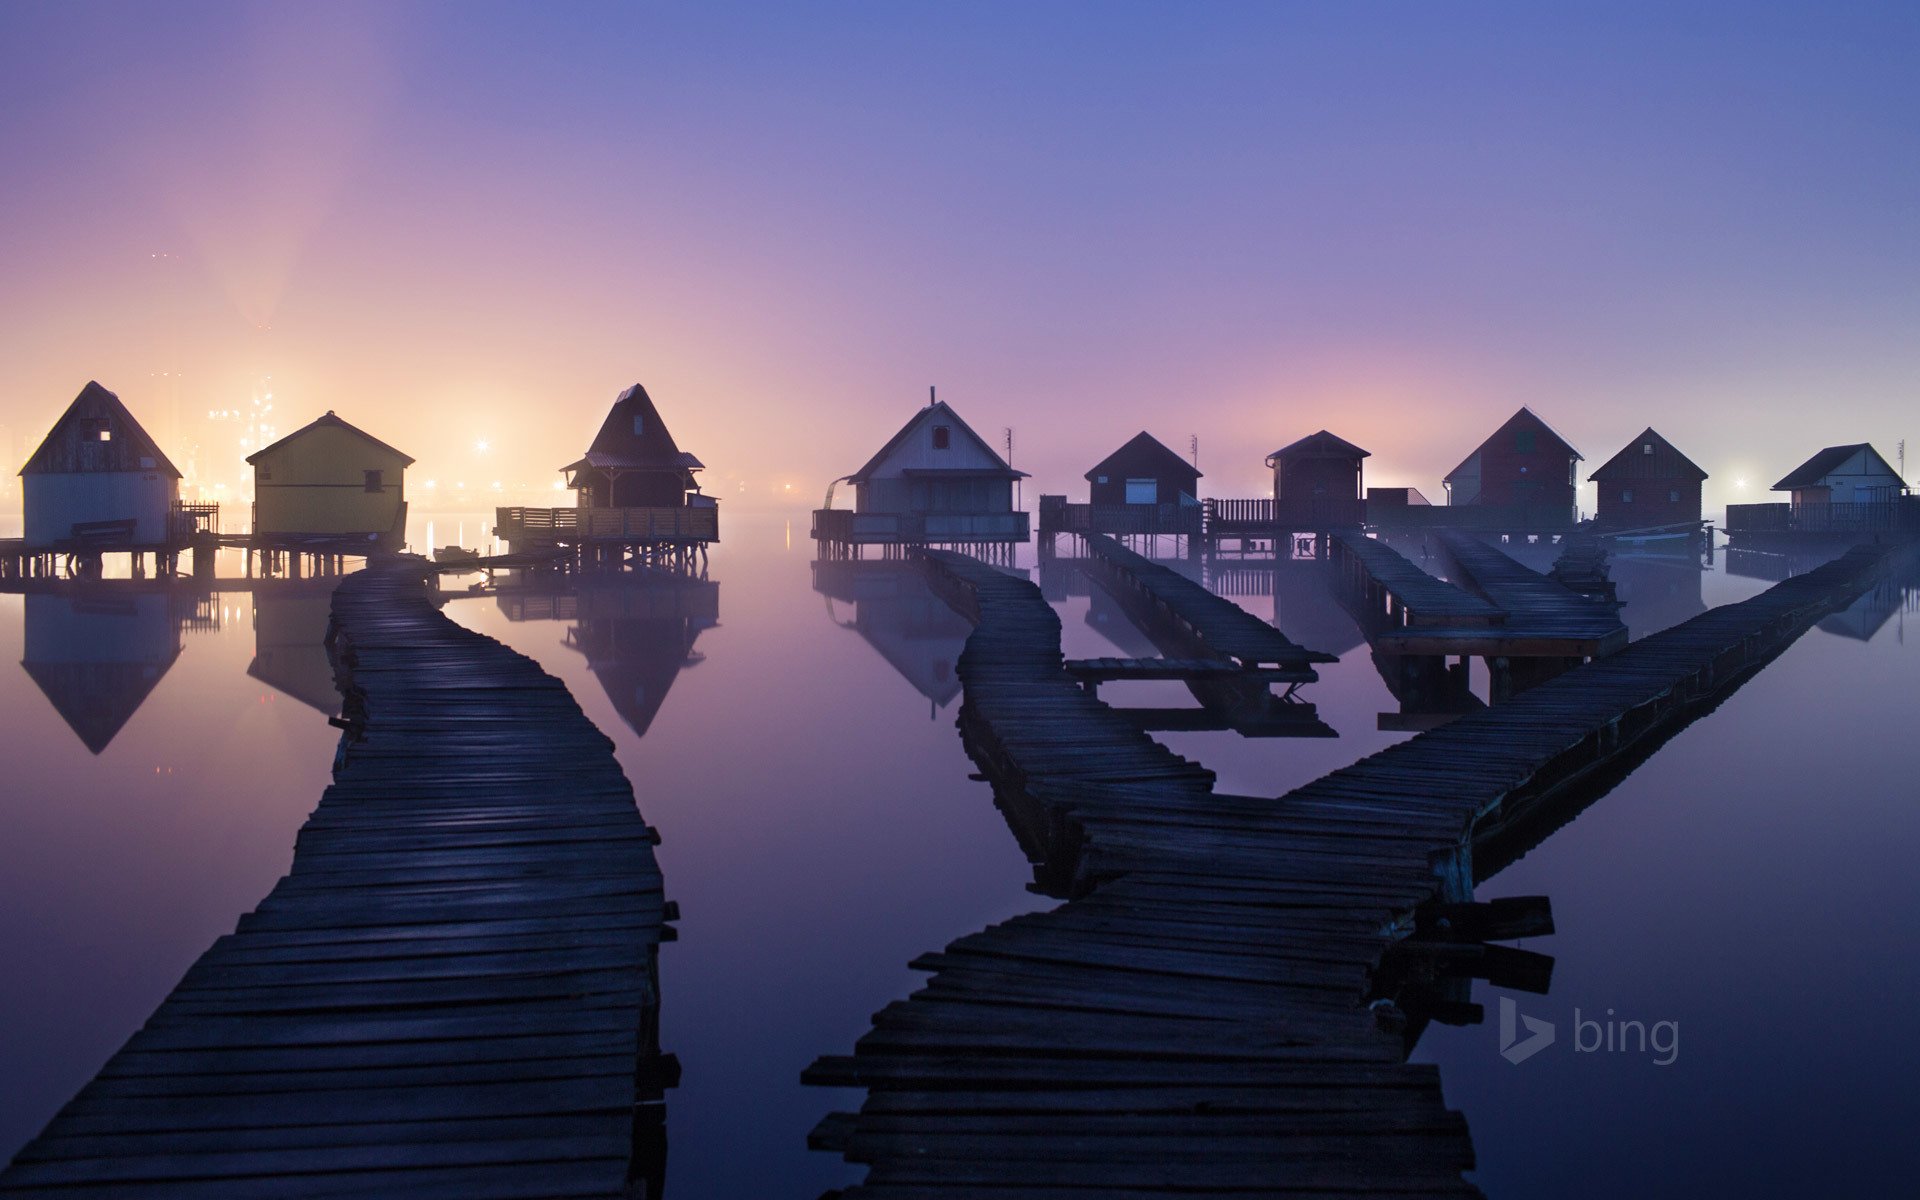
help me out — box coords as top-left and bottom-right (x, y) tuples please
(551, 481), (565, 491)
(475, 439), (490, 454)
(1734, 478), (1749, 489)
(424, 480), (438, 490)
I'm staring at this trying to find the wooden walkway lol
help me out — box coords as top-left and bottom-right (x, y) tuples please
(1329, 533), (1506, 627)
(0, 562), (675, 1199)
(1432, 532), (1626, 657)
(1082, 534), (1336, 678)
(806, 544), (1894, 1198)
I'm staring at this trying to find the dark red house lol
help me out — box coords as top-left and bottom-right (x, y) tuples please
(1589, 428), (1707, 529)
(1085, 432), (1201, 506)
(1266, 431), (1368, 527)
(562, 383), (707, 508)
(1443, 407), (1582, 522)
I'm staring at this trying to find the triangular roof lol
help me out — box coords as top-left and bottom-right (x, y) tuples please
(1772, 443), (1900, 491)
(1266, 430), (1370, 466)
(1444, 407), (1581, 482)
(562, 383), (704, 475)
(1086, 432), (1201, 482)
(848, 400), (1026, 483)
(22, 657), (179, 754)
(21, 381), (181, 478)
(1588, 427), (1708, 483)
(246, 411), (415, 466)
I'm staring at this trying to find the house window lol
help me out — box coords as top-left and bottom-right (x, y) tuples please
(258, 465), (272, 481)
(1096, 474), (1108, 484)
(1622, 488), (1634, 503)
(633, 413), (645, 436)
(932, 425), (951, 450)
(1643, 443), (1654, 455)
(1125, 478), (1156, 504)
(364, 470), (383, 493)
(1515, 429), (1536, 453)
(1669, 489), (1680, 502)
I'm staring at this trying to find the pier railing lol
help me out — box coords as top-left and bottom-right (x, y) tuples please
(496, 503), (719, 543)
(811, 507), (1030, 545)
(1726, 499), (1918, 536)
(1204, 496), (1367, 535)
(1036, 496), (1201, 537)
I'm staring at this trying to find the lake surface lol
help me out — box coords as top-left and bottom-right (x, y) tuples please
(1, 512), (1914, 1197)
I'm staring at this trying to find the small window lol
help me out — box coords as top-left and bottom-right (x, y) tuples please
(1622, 488), (1634, 503)
(139, 456), (155, 469)
(1515, 429), (1536, 453)
(1669, 489), (1680, 502)
(1643, 443), (1654, 455)
(364, 470), (383, 493)
(258, 464), (272, 481)
(1095, 474), (1108, 484)
(98, 428), (112, 442)
(932, 425), (951, 450)
(633, 413), (645, 436)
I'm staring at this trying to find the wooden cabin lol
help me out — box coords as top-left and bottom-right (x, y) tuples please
(814, 399), (1029, 556)
(19, 381), (181, 549)
(1267, 431), (1368, 528)
(1442, 407), (1581, 524)
(1086, 433), (1201, 506)
(247, 412), (413, 544)
(1588, 428), (1707, 529)
(561, 383), (710, 509)
(1771, 443), (1906, 507)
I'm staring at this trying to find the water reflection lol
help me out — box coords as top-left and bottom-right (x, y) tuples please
(246, 585), (342, 716)
(21, 589), (187, 754)
(812, 559), (970, 713)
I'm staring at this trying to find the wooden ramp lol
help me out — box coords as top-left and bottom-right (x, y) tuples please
(1082, 533), (1336, 678)
(805, 544), (1894, 1198)
(0, 562), (675, 1199)
(1330, 533), (1506, 629)
(1431, 532), (1626, 657)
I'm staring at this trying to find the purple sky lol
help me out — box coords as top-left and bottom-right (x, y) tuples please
(2, 1), (1914, 513)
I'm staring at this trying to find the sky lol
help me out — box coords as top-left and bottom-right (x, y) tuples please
(1, 1), (1915, 514)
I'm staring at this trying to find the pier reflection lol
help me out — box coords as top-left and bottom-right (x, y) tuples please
(812, 559), (971, 714)
(20, 588), (187, 754)
(1611, 549), (1708, 640)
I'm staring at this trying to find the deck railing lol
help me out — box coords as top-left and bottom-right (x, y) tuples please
(1726, 500), (1918, 535)
(811, 508), (1030, 544)
(1037, 497), (1202, 536)
(1204, 497), (1367, 534)
(496, 504), (719, 543)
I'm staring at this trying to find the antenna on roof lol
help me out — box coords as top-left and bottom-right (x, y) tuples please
(1190, 434), (1199, 469)
(929, 385), (935, 408)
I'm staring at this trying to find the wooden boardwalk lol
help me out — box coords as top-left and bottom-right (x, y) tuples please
(806, 544), (1894, 1198)
(0, 562), (675, 1199)
(1082, 534), (1336, 678)
(1329, 533), (1506, 628)
(1432, 532), (1626, 657)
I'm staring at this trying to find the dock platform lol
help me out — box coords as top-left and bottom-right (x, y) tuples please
(0, 561), (675, 1198)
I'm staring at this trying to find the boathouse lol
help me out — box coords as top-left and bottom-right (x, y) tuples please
(1442, 407), (1581, 525)
(1771, 443), (1905, 506)
(495, 383), (719, 569)
(247, 412), (413, 545)
(813, 399), (1029, 558)
(1087, 433), (1200, 506)
(1588, 428), (1707, 530)
(19, 381), (181, 549)
(1267, 431), (1368, 528)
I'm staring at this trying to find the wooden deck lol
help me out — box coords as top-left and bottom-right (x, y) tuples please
(1081, 534), (1336, 677)
(1433, 532), (1625, 653)
(0, 561), (675, 1199)
(1329, 533), (1506, 627)
(805, 543), (1895, 1198)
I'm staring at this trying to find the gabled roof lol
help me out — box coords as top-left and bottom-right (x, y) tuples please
(1771, 443), (1900, 491)
(1444, 407), (1581, 482)
(246, 411), (415, 466)
(20, 381), (182, 478)
(23, 657), (180, 754)
(563, 383), (705, 475)
(1588, 427), (1708, 483)
(1266, 430), (1370, 467)
(848, 400), (1026, 483)
(1086, 432), (1201, 482)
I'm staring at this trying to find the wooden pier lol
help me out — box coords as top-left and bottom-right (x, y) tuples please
(805, 542), (1895, 1198)
(0, 561), (676, 1199)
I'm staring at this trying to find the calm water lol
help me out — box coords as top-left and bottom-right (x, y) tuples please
(1, 513), (1915, 1197)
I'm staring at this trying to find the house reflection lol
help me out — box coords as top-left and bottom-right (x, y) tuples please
(813, 559), (971, 714)
(21, 589), (184, 754)
(496, 575), (719, 737)
(247, 585), (342, 716)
